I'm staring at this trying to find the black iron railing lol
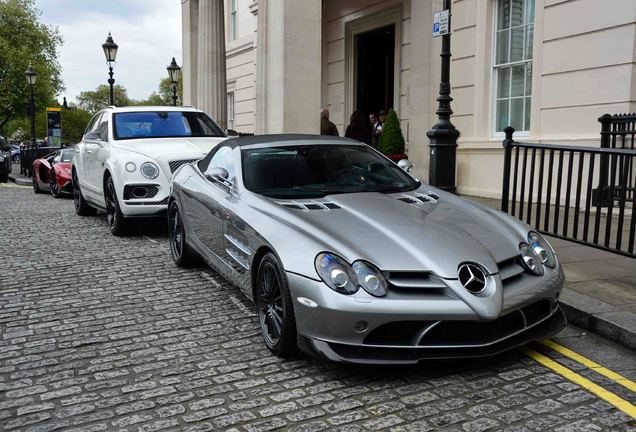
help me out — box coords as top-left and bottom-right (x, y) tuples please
(595, 113), (635, 206)
(501, 127), (636, 258)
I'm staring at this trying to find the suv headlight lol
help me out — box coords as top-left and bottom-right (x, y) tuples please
(141, 162), (159, 179)
(519, 243), (544, 276)
(528, 231), (556, 268)
(314, 253), (388, 297)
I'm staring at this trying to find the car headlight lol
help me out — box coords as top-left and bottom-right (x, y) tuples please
(315, 253), (358, 294)
(140, 162), (159, 179)
(519, 243), (544, 276)
(352, 261), (387, 297)
(528, 231), (556, 268)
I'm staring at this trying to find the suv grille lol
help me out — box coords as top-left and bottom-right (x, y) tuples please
(169, 159), (198, 173)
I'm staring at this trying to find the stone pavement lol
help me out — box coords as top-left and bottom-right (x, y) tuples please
(1, 186), (635, 432)
(465, 195), (636, 351)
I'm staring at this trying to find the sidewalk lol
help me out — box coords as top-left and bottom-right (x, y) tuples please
(466, 195), (636, 350)
(8, 162), (31, 186)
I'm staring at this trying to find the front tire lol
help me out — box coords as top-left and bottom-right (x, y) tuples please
(256, 253), (298, 357)
(168, 201), (199, 267)
(105, 176), (128, 236)
(50, 170), (60, 198)
(32, 175), (41, 193)
(73, 170), (96, 216)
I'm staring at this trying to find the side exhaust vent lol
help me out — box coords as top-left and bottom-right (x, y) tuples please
(278, 201), (341, 211)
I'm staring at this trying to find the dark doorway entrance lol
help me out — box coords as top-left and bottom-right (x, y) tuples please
(355, 24), (395, 116)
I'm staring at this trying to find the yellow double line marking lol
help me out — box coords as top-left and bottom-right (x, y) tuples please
(0, 182), (29, 188)
(521, 340), (636, 419)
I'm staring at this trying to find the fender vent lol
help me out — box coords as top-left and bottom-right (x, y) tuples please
(278, 201), (341, 211)
(169, 159), (198, 173)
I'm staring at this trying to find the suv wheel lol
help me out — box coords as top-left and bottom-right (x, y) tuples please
(73, 170), (96, 216)
(105, 176), (128, 236)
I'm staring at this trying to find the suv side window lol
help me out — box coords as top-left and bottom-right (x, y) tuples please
(97, 115), (109, 141)
(204, 146), (235, 181)
(84, 112), (102, 137)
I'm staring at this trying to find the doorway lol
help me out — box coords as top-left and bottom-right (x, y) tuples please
(355, 24), (395, 116)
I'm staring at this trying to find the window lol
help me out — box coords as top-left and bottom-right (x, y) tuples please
(229, 0), (238, 41)
(493, 0), (534, 133)
(112, 111), (225, 140)
(227, 92), (235, 130)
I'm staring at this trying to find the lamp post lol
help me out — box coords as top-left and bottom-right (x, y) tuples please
(25, 65), (37, 146)
(166, 57), (181, 106)
(427, 0), (459, 193)
(102, 32), (119, 105)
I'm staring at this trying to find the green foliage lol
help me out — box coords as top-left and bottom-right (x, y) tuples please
(76, 84), (131, 114)
(5, 105), (91, 145)
(378, 109), (405, 155)
(135, 77), (183, 106)
(0, 0), (63, 130)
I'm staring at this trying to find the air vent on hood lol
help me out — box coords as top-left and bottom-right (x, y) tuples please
(396, 192), (439, 205)
(278, 201), (341, 211)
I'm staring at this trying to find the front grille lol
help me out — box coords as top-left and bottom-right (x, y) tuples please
(386, 271), (447, 293)
(169, 159), (198, 173)
(497, 256), (525, 284)
(123, 184), (159, 200)
(363, 299), (553, 347)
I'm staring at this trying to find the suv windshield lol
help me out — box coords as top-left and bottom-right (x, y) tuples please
(242, 144), (419, 199)
(113, 111), (225, 140)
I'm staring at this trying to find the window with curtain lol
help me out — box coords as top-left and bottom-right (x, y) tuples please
(230, 0), (238, 41)
(494, 0), (534, 133)
(227, 92), (235, 130)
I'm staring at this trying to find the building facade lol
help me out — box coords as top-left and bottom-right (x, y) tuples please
(181, 0), (636, 197)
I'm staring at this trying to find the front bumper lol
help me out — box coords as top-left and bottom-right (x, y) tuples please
(287, 268), (565, 364)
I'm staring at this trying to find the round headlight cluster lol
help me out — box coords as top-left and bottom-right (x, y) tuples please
(125, 162), (136, 173)
(315, 253), (388, 297)
(519, 231), (557, 276)
(140, 162), (159, 179)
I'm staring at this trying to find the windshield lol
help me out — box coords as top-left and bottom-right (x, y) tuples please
(113, 111), (225, 140)
(242, 144), (419, 199)
(60, 150), (74, 162)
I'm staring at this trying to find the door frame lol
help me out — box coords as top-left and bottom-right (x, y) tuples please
(344, 6), (402, 124)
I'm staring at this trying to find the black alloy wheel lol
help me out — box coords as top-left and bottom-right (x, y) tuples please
(50, 170), (60, 198)
(72, 170), (96, 216)
(256, 253), (297, 357)
(105, 176), (128, 236)
(168, 201), (198, 266)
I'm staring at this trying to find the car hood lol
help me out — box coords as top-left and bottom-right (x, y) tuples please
(260, 188), (526, 279)
(112, 137), (228, 160)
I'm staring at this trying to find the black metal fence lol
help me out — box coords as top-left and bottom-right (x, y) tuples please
(20, 145), (61, 177)
(595, 113), (635, 206)
(501, 126), (636, 258)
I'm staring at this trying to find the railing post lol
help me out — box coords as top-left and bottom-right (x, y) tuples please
(501, 126), (515, 213)
(594, 113), (612, 206)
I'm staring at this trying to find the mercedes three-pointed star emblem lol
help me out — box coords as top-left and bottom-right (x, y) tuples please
(458, 263), (487, 293)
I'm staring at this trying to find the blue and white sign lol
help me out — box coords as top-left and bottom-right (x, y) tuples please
(433, 10), (449, 37)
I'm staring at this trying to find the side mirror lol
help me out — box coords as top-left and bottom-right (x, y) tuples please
(225, 129), (239, 137)
(205, 167), (232, 188)
(397, 159), (414, 173)
(84, 131), (101, 141)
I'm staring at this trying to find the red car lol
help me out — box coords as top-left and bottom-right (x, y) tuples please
(33, 149), (75, 197)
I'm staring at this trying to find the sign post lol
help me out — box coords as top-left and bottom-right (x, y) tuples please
(46, 107), (62, 147)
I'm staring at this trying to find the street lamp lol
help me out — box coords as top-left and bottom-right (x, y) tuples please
(102, 32), (118, 105)
(166, 57), (181, 106)
(427, 0), (459, 193)
(25, 65), (37, 146)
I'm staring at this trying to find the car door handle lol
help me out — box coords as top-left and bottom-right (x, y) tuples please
(86, 150), (93, 154)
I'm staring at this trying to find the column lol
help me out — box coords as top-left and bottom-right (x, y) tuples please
(197, 0), (227, 128)
(181, 0), (199, 107)
(257, 0), (322, 134)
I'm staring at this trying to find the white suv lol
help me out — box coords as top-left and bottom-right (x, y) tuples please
(72, 106), (228, 235)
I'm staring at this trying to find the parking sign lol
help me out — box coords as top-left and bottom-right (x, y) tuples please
(433, 10), (449, 37)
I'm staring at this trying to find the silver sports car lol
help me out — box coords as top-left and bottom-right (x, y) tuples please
(168, 135), (566, 364)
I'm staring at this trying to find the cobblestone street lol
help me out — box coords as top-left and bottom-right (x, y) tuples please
(1, 185), (635, 432)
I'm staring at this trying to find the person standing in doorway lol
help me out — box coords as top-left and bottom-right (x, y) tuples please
(345, 111), (372, 145)
(371, 109), (387, 148)
(320, 109), (339, 136)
